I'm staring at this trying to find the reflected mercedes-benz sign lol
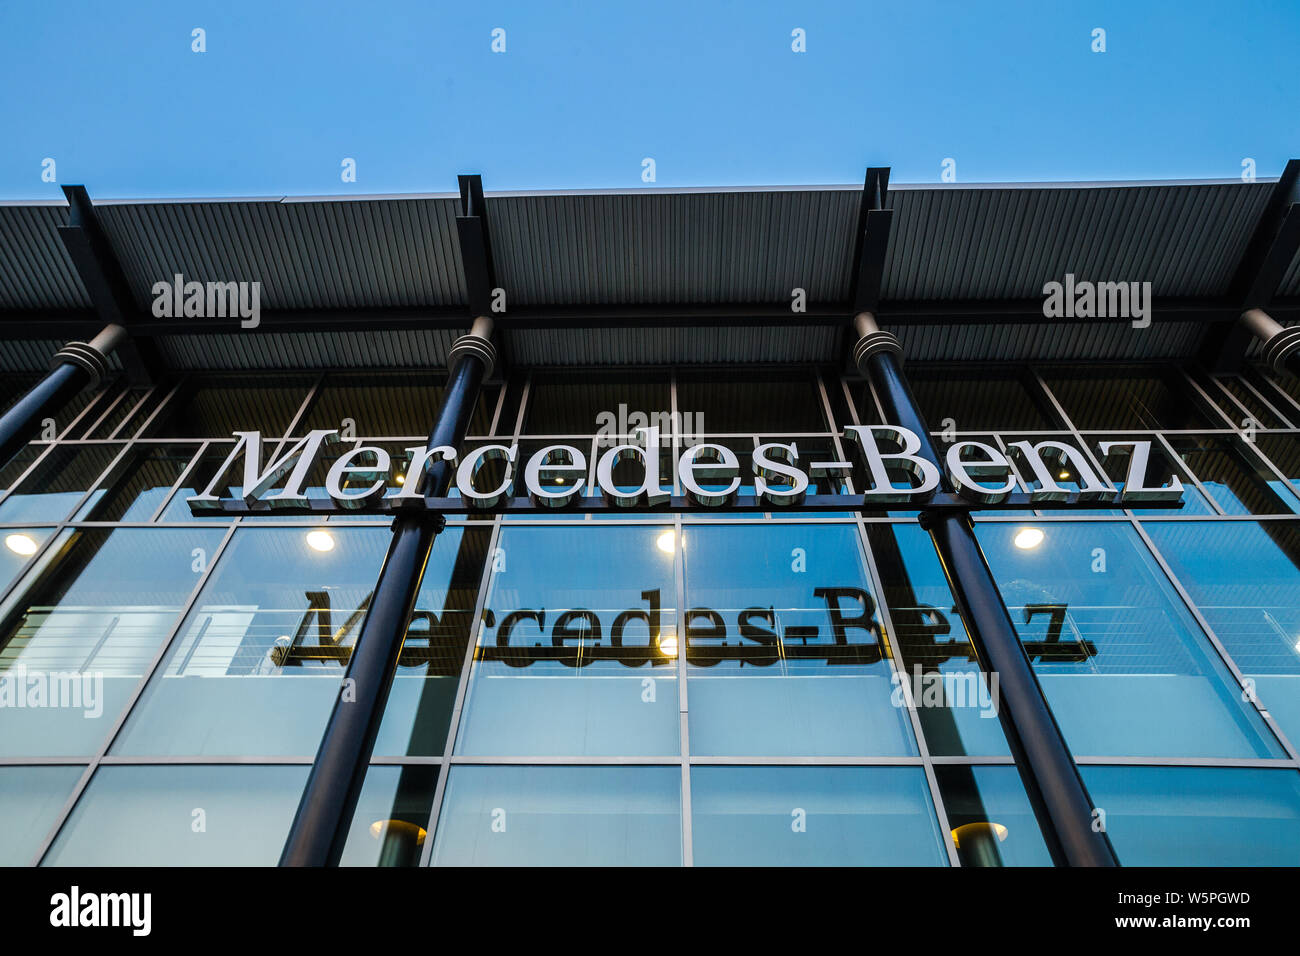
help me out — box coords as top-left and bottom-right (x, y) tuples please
(188, 425), (1184, 515)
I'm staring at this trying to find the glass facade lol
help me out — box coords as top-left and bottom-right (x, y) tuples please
(3, 362), (1300, 867)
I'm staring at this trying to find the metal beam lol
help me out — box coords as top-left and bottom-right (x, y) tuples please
(1199, 159), (1300, 371)
(57, 186), (163, 384)
(7, 296), (1294, 340)
(850, 167), (893, 315)
(456, 174), (497, 317)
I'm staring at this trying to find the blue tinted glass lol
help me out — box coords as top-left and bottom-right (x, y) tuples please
(0, 765), (83, 864)
(338, 765), (438, 867)
(456, 525), (679, 756)
(0, 527), (224, 758)
(684, 523), (917, 756)
(0, 445), (120, 523)
(43, 764), (308, 866)
(1142, 520), (1300, 749)
(935, 764), (1053, 866)
(431, 765), (681, 866)
(1081, 766), (1300, 866)
(0, 527), (54, 591)
(866, 524), (1009, 756)
(975, 521), (1283, 758)
(691, 766), (947, 866)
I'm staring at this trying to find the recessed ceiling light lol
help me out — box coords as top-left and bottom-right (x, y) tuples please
(306, 530), (335, 552)
(1013, 527), (1045, 550)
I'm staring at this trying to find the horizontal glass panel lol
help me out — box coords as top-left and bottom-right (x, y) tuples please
(43, 764), (308, 866)
(684, 523), (917, 756)
(75, 443), (202, 522)
(523, 372), (671, 436)
(0, 765), (84, 865)
(431, 765), (682, 866)
(676, 371), (826, 433)
(114, 524), (482, 757)
(691, 766), (948, 866)
(1164, 435), (1300, 515)
(0, 528), (225, 757)
(0, 527), (55, 592)
(933, 765), (1052, 866)
(1080, 766), (1300, 866)
(1142, 520), (1300, 748)
(144, 375), (315, 438)
(974, 521), (1284, 758)
(293, 371), (497, 439)
(456, 525), (679, 756)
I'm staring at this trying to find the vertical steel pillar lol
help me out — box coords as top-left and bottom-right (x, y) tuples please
(852, 312), (1118, 867)
(0, 323), (126, 469)
(280, 318), (496, 867)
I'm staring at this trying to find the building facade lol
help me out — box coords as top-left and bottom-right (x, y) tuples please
(1, 170), (1300, 866)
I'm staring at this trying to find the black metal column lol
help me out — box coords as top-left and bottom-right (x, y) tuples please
(280, 321), (495, 867)
(853, 315), (1118, 867)
(0, 324), (125, 470)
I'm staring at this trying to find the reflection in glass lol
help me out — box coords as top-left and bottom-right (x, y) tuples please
(43, 764), (308, 866)
(0, 765), (83, 864)
(524, 372), (671, 435)
(1080, 766), (1300, 866)
(114, 525), (483, 756)
(456, 525), (679, 756)
(0, 528), (223, 757)
(1041, 366), (1223, 431)
(431, 765), (682, 866)
(691, 766), (947, 866)
(294, 372), (498, 438)
(909, 366), (1058, 431)
(1164, 435), (1300, 515)
(933, 765), (1052, 866)
(1143, 520), (1300, 748)
(676, 371), (826, 433)
(339, 765), (438, 867)
(144, 375), (314, 438)
(975, 521), (1283, 758)
(75, 444), (202, 522)
(0, 445), (120, 524)
(684, 523), (916, 756)
(0, 527), (54, 592)
(865, 524), (1009, 756)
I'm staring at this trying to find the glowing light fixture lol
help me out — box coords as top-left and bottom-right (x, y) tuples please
(1013, 527), (1045, 550)
(306, 530), (335, 552)
(4, 533), (37, 556)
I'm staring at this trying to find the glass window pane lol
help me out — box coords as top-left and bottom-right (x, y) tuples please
(1142, 520), (1300, 748)
(908, 366), (1058, 431)
(1041, 366), (1224, 431)
(0, 527), (224, 757)
(0, 765), (84, 865)
(113, 526), (385, 757)
(144, 375), (314, 438)
(1080, 766), (1300, 866)
(523, 372), (671, 435)
(431, 765), (682, 866)
(1165, 435), (1300, 515)
(75, 443), (201, 522)
(1089, 434), (1214, 516)
(934, 765), (1053, 866)
(42, 764), (308, 866)
(293, 371), (497, 439)
(974, 521), (1284, 758)
(0, 527), (55, 591)
(1206, 374), (1292, 429)
(0, 445), (120, 524)
(684, 523), (916, 756)
(865, 524), (1010, 756)
(338, 765), (438, 867)
(676, 370), (826, 433)
(691, 766), (948, 866)
(0, 373), (102, 438)
(456, 525), (679, 756)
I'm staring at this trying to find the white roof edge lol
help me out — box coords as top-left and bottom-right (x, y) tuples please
(0, 176), (1278, 207)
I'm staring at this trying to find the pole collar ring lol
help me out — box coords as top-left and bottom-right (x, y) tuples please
(1263, 325), (1300, 374)
(447, 333), (497, 377)
(852, 330), (903, 372)
(50, 341), (110, 390)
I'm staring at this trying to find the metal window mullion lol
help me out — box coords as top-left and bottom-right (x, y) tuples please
(418, 513), (504, 867)
(74, 383), (131, 440)
(147, 440), (213, 523)
(1153, 431), (1227, 516)
(670, 366), (693, 867)
(126, 379), (182, 441)
(1235, 374), (1297, 430)
(29, 520), (241, 865)
(1180, 367), (1241, 430)
(1128, 516), (1300, 763)
(104, 385), (157, 441)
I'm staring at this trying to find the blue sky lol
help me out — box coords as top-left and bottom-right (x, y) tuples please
(0, 0), (1297, 198)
